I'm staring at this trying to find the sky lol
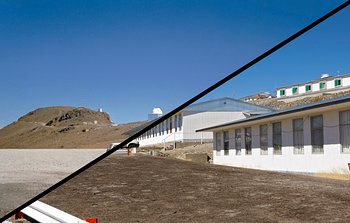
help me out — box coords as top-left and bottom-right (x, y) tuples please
(0, 0), (349, 128)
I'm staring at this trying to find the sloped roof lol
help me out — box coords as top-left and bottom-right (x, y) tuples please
(183, 97), (274, 113)
(197, 94), (350, 132)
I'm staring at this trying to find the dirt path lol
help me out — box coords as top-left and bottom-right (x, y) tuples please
(39, 154), (350, 223)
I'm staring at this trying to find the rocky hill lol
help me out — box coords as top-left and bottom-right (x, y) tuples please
(0, 106), (144, 149)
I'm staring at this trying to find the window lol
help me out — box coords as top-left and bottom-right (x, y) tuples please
(305, 84), (311, 92)
(216, 132), (221, 156)
(245, 127), (252, 155)
(293, 118), (304, 154)
(319, 82), (326, 90)
(169, 118), (173, 133)
(224, 131), (229, 156)
(292, 87), (298, 95)
(340, 110), (350, 153)
(335, 79), (342, 87)
(260, 124), (268, 155)
(235, 129), (241, 155)
(311, 115), (323, 154)
(280, 89), (285, 96)
(273, 122), (282, 155)
(166, 119), (169, 134)
(178, 114), (182, 131)
(174, 115), (178, 132)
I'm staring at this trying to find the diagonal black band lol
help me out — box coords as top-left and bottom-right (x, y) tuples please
(1, 1), (349, 221)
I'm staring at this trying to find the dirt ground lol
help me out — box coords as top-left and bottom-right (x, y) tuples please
(36, 154), (350, 223)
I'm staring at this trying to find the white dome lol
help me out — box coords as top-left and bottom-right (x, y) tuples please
(152, 107), (163, 115)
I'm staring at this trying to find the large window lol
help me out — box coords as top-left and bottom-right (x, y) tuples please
(273, 122), (282, 155)
(224, 131), (229, 156)
(216, 132), (221, 156)
(311, 115), (324, 154)
(235, 129), (241, 155)
(340, 110), (350, 153)
(293, 118), (304, 154)
(260, 124), (268, 155)
(245, 127), (252, 155)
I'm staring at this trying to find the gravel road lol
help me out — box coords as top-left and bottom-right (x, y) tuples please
(0, 149), (106, 218)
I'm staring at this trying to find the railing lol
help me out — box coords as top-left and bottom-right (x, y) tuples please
(18, 201), (89, 223)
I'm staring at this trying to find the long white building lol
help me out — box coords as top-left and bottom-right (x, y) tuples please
(130, 97), (273, 147)
(198, 95), (350, 174)
(276, 73), (350, 98)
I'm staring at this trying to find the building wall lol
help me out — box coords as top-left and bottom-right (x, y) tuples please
(138, 111), (247, 147)
(138, 114), (183, 147)
(213, 109), (350, 174)
(183, 111), (246, 142)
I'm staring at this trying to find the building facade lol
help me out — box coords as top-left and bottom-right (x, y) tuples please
(199, 96), (350, 174)
(276, 73), (350, 98)
(133, 98), (273, 147)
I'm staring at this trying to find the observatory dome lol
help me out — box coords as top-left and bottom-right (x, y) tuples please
(152, 107), (163, 115)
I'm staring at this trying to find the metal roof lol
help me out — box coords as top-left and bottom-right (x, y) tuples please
(197, 94), (350, 132)
(183, 97), (274, 113)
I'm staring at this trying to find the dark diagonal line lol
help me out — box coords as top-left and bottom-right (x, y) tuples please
(1, 1), (349, 221)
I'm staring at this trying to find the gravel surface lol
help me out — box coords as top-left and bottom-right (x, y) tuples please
(0, 149), (105, 218)
(41, 154), (350, 223)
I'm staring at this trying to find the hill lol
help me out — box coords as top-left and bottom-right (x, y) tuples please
(0, 106), (144, 149)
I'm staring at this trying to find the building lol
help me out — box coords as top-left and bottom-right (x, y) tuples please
(276, 73), (350, 98)
(129, 97), (274, 147)
(198, 95), (350, 174)
(240, 92), (274, 102)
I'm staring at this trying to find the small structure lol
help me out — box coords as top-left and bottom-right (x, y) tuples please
(240, 92), (274, 102)
(148, 107), (163, 121)
(198, 95), (350, 174)
(276, 73), (350, 98)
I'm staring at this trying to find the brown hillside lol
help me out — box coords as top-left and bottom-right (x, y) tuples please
(0, 106), (144, 149)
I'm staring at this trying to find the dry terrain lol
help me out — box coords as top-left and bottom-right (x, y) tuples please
(36, 154), (350, 223)
(0, 106), (144, 148)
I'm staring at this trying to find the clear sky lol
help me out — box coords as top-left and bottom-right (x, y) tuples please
(0, 0), (349, 128)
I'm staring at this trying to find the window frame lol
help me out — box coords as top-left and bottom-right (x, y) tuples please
(245, 127), (252, 155)
(335, 79), (342, 87)
(260, 124), (268, 155)
(273, 122), (282, 155)
(216, 132), (222, 156)
(339, 110), (350, 154)
(224, 131), (229, 156)
(293, 118), (304, 154)
(235, 129), (241, 155)
(311, 115), (324, 154)
(292, 87), (298, 95)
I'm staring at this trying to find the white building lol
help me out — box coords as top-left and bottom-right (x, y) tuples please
(276, 73), (350, 98)
(130, 98), (273, 147)
(198, 95), (350, 174)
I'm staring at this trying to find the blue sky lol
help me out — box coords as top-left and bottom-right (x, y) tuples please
(0, 0), (348, 127)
